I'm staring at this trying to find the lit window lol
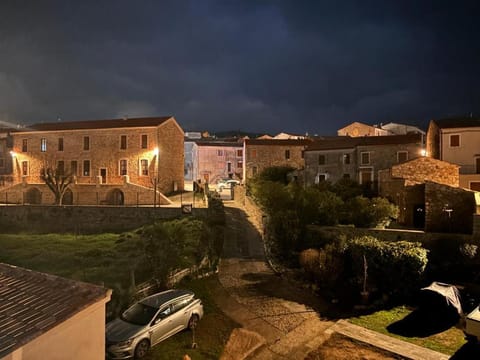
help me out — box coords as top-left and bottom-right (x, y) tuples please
(140, 159), (149, 176)
(41, 138), (47, 152)
(450, 134), (460, 147)
(120, 135), (127, 150)
(318, 154), (326, 165)
(83, 136), (90, 151)
(120, 159), (127, 176)
(58, 138), (64, 151)
(141, 135), (148, 149)
(360, 152), (370, 165)
(285, 150), (290, 159)
(22, 139), (28, 152)
(83, 160), (90, 176)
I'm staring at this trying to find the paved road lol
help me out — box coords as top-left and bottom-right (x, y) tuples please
(217, 201), (334, 359)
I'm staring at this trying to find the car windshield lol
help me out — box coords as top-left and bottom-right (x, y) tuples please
(121, 303), (158, 326)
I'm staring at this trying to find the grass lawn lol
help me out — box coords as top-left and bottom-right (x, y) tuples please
(349, 306), (466, 355)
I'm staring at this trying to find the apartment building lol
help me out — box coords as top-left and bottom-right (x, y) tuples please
(427, 117), (480, 190)
(1, 116), (184, 205)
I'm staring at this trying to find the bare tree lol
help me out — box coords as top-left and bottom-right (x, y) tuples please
(41, 167), (73, 205)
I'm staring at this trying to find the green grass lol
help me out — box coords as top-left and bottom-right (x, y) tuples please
(349, 306), (467, 355)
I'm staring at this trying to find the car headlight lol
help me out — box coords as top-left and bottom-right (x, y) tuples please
(115, 338), (134, 347)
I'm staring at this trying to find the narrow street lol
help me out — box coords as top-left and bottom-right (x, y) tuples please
(216, 200), (334, 359)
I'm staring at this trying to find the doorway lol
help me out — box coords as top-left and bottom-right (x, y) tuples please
(413, 204), (425, 229)
(100, 168), (107, 184)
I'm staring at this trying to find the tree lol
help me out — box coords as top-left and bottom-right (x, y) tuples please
(41, 167), (74, 205)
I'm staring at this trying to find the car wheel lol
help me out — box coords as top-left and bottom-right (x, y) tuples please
(134, 339), (150, 359)
(188, 314), (199, 330)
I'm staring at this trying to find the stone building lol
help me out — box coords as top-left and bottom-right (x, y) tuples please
(426, 117), (480, 190)
(0, 116), (184, 206)
(337, 121), (390, 137)
(0, 263), (111, 360)
(192, 140), (243, 184)
(243, 138), (312, 182)
(0, 129), (14, 183)
(304, 134), (424, 189)
(378, 157), (460, 228)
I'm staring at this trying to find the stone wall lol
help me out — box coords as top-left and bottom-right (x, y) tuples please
(390, 157), (459, 187)
(425, 181), (476, 234)
(0, 205), (207, 233)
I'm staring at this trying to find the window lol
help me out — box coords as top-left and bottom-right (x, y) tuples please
(22, 161), (28, 176)
(343, 154), (350, 165)
(140, 159), (149, 176)
(120, 159), (128, 176)
(237, 161), (243, 168)
(359, 168), (373, 185)
(58, 138), (64, 151)
(22, 139), (28, 152)
(476, 158), (480, 174)
(318, 154), (326, 165)
(252, 166), (257, 176)
(83, 160), (90, 176)
(343, 173), (350, 179)
(217, 150), (223, 156)
(360, 152), (370, 165)
(120, 135), (127, 150)
(83, 136), (90, 151)
(70, 161), (78, 176)
(450, 134), (460, 147)
(40, 138), (47, 152)
(0, 158), (4, 168)
(285, 150), (290, 159)
(57, 161), (64, 176)
(141, 134), (148, 149)
(397, 151), (408, 163)
(301, 150), (305, 159)
(251, 149), (257, 158)
(236, 149), (243, 157)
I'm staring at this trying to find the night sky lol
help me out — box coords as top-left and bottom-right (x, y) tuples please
(0, 1), (478, 135)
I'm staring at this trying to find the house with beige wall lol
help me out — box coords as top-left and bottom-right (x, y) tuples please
(0, 116), (184, 205)
(337, 121), (390, 137)
(243, 139), (311, 182)
(0, 263), (111, 360)
(192, 140), (243, 184)
(427, 117), (480, 191)
(304, 134), (424, 190)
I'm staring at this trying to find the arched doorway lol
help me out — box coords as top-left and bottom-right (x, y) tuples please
(106, 189), (124, 205)
(62, 188), (73, 205)
(25, 188), (42, 204)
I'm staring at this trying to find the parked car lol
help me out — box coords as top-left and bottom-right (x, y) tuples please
(216, 179), (240, 191)
(106, 289), (203, 359)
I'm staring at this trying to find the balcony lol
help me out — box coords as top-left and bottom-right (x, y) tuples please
(459, 165), (480, 175)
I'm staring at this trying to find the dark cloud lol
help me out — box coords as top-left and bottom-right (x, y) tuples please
(0, 0), (479, 134)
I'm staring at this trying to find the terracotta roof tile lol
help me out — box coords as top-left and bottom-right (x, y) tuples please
(22, 116), (173, 132)
(245, 139), (312, 146)
(306, 134), (422, 151)
(0, 263), (110, 358)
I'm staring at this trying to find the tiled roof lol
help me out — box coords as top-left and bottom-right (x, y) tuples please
(431, 117), (480, 129)
(23, 116), (173, 132)
(0, 263), (110, 358)
(194, 140), (243, 147)
(245, 139), (312, 146)
(306, 133), (422, 151)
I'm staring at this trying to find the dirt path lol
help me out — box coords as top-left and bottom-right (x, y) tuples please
(217, 201), (334, 359)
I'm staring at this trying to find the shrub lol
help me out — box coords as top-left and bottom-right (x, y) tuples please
(299, 248), (321, 275)
(342, 196), (398, 228)
(258, 166), (296, 184)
